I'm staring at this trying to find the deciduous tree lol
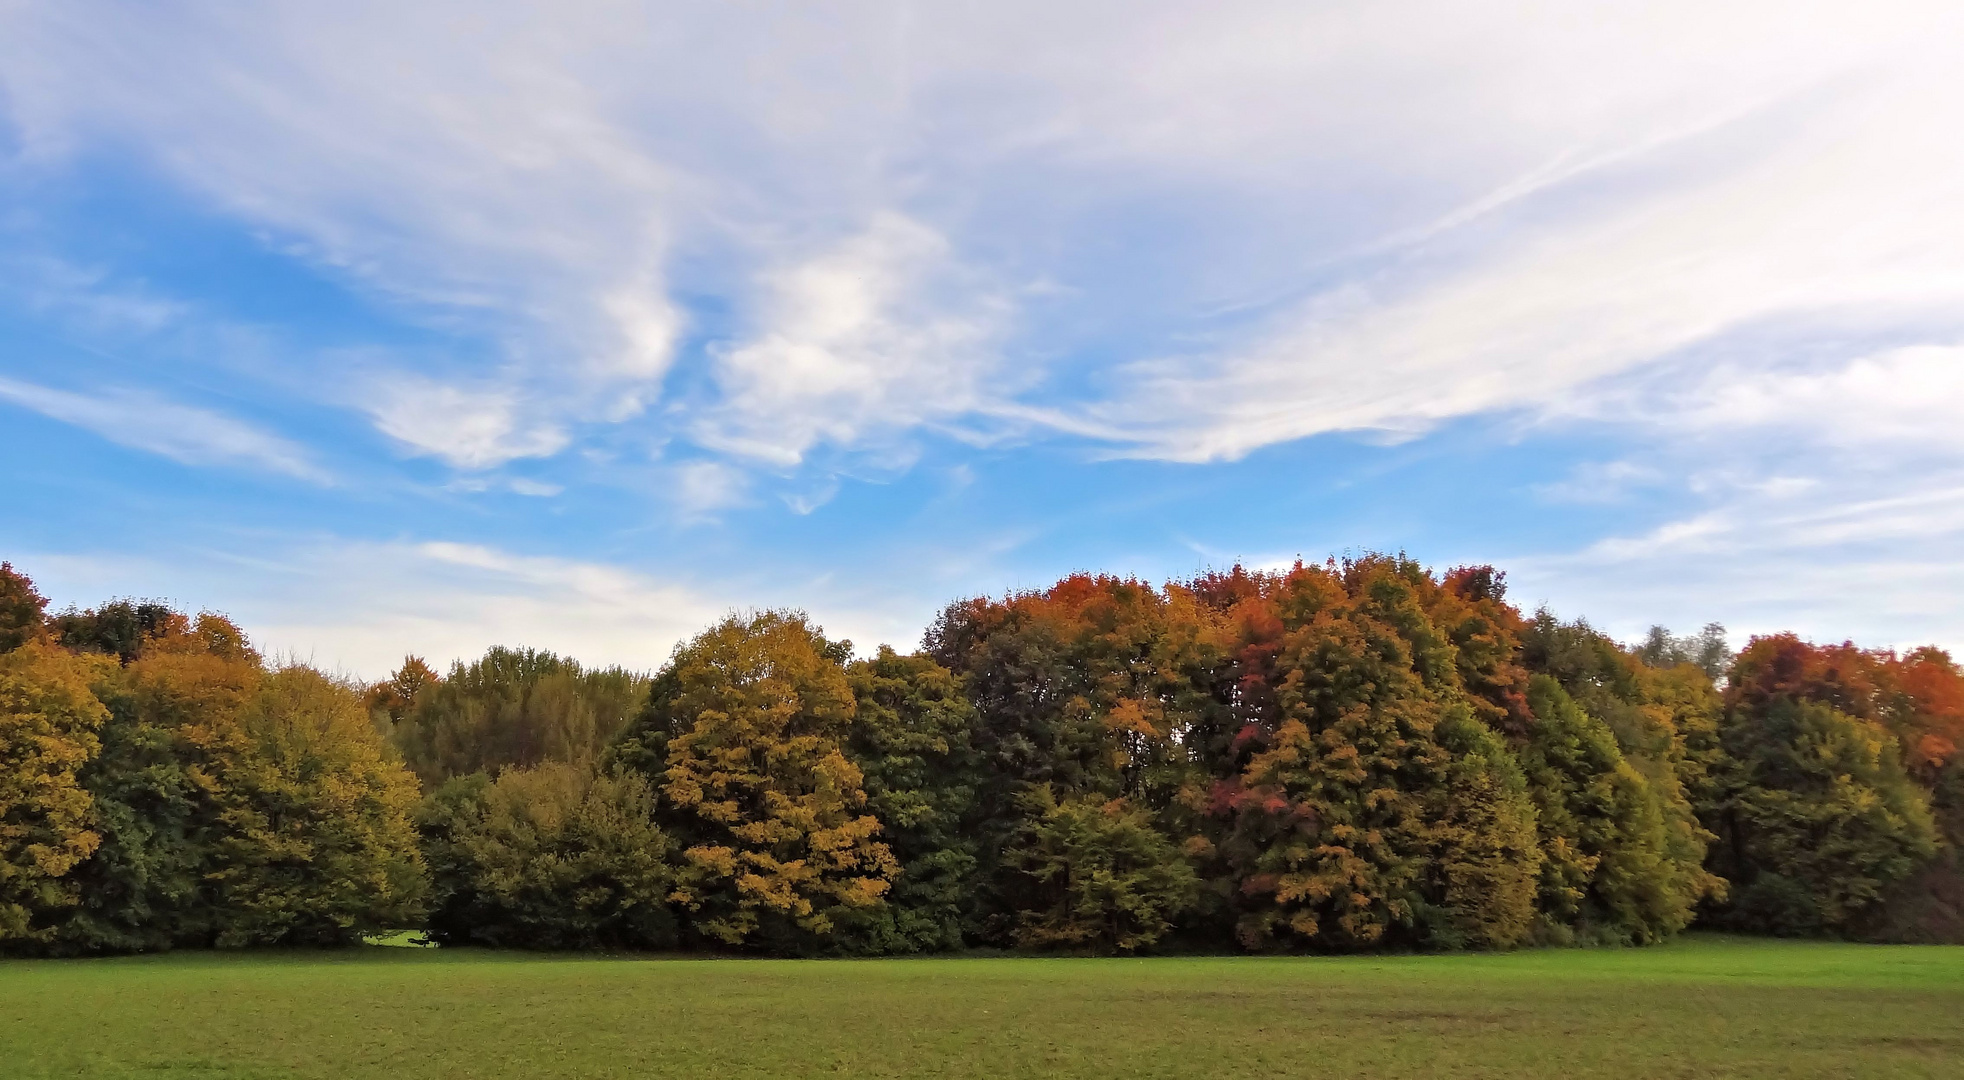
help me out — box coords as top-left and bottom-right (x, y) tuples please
(58, 624), (264, 951)
(52, 600), (186, 664)
(1006, 787), (1198, 953)
(202, 666), (428, 946)
(1209, 557), (1545, 950)
(926, 575), (1228, 943)
(53, 611), (425, 951)
(0, 562), (48, 653)
(365, 656), (441, 727)
(617, 612), (895, 950)
(393, 648), (646, 787)
(836, 647), (981, 953)
(419, 763), (673, 949)
(0, 644), (108, 945)
(1708, 642), (1941, 935)
(1520, 676), (1712, 943)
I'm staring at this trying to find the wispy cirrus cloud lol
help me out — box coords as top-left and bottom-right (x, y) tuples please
(1533, 461), (1664, 506)
(2, 2), (689, 462)
(1508, 471), (1964, 652)
(1504, 340), (1964, 651)
(4, 0), (1964, 660)
(6, 1), (1956, 476)
(1079, 59), (1964, 460)
(0, 375), (328, 482)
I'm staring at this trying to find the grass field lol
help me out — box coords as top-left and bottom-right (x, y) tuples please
(2, 937), (1959, 1079)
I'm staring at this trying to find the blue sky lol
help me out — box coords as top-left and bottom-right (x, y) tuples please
(3, 2), (1963, 677)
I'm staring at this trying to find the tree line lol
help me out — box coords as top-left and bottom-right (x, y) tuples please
(1, 555), (1958, 955)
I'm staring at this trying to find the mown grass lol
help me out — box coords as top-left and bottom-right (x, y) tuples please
(2, 936), (1958, 1078)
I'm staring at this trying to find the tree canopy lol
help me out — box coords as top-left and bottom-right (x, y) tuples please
(3, 555), (1961, 954)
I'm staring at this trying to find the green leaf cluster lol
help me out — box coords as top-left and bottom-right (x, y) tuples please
(420, 763), (675, 949)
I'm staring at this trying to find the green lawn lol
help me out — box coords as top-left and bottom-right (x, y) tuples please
(2, 937), (1958, 1078)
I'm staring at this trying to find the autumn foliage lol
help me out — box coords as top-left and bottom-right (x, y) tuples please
(0, 644), (107, 942)
(613, 612), (896, 950)
(0, 592), (427, 954)
(2, 554), (1961, 954)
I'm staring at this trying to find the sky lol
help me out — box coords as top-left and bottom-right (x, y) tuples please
(3, 1), (1962, 678)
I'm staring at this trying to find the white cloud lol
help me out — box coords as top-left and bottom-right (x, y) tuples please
(35, 3), (1964, 670)
(669, 460), (750, 518)
(2, 2), (687, 450)
(698, 214), (1011, 466)
(1505, 342), (1964, 652)
(365, 378), (568, 469)
(1663, 345), (1964, 452)
(0, 375), (328, 481)
(599, 281), (684, 382)
(1533, 461), (1664, 506)
(15, 540), (721, 678)
(261, 542), (729, 679)
(1508, 473), (1964, 654)
(4, 254), (187, 336)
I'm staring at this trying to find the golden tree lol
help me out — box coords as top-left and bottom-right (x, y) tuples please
(623, 612), (895, 948)
(0, 644), (108, 944)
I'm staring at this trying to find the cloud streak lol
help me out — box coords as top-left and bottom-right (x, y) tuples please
(0, 376), (328, 481)
(1504, 340), (1964, 652)
(1082, 61), (1964, 459)
(1508, 475), (1964, 653)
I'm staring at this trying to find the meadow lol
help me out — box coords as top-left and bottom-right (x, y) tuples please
(2, 937), (1958, 1079)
